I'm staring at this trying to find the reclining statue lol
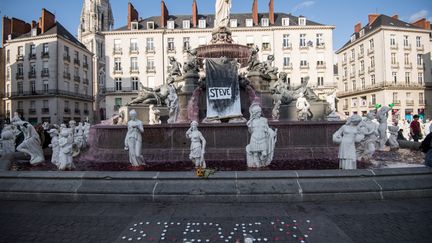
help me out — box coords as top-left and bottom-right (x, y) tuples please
(271, 75), (320, 105)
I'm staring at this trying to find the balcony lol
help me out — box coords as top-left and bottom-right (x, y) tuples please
(104, 87), (138, 94)
(29, 108), (36, 115)
(416, 44), (424, 52)
(390, 43), (398, 50)
(28, 53), (36, 60)
(113, 69), (123, 75)
(130, 68), (140, 74)
(391, 62), (400, 69)
(299, 45), (309, 51)
(16, 55), (24, 62)
(317, 62), (326, 70)
(349, 56), (355, 63)
(342, 59), (347, 66)
(403, 44), (411, 51)
(282, 43), (292, 50)
(419, 100), (425, 105)
(16, 73), (24, 80)
(28, 71), (37, 79)
(358, 52), (364, 59)
(41, 108), (49, 114)
(393, 100), (401, 105)
(368, 66), (375, 73)
(343, 105), (348, 110)
(64, 108), (71, 114)
(9, 89), (93, 101)
(316, 43), (325, 49)
(283, 64), (293, 71)
(358, 69), (365, 76)
(146, 47), (155, 54)
(41, 52), (49, 59)
(167, 47), (176, 53)
(74, 109), (81, 115)
(63, 55), (70, 62)
(83, 62), (89, 69)
(417, 63), (424, 70)
(300, 64), (310, 70)
(84, 110), (89, 115)
(83, 78), (89, 85)
(350, 72), (356, 78)
(113, 48), (123, 55)
(404, 63), (413, 69)
(146, 67), (156, 73)
(406, 100), (414, 106)
(74, 76), (81, 82)
(129, 47), (139, 55)
(74, 58), (80, 66)
(367, 48), (374, 55)
(41, 69), (49, 78)
(63, 72), (71, 80)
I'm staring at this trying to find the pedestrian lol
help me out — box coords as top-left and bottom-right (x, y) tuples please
(397, 129), (406, 141)
(410, 115), (422, 142)
(420, 132), (432, 167)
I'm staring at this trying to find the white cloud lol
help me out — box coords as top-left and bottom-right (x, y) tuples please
(408, 9), (428, 22)
(292, 1), (315, 12)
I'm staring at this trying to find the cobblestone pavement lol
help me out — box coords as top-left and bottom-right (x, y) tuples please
(0, 198), (431, 243)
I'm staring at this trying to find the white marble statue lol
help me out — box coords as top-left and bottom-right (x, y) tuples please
(326, 90), (339, 113)
(74, 122), (85, 149)
(272, 99), (281, 121)
(14, 121), (45, 165)
(388, 126), (399, 149)
(377, 106), (391, 150)
(357, 112), (379, 161)
(166, 82), (179, 124)
(58, 129), (74, 170)
(124, 110), (145, 167)
(83, 121), (91, 145)
(333, 115), (363, 170)
(296, 93), (310, 121)
(215, 0), (232, 28)
(42, 122), (50, 131)
(186, 121), (207, 168)
(149, 104), (161, 125)
(1, 125), (16, 156)
(48, 129), (60, 166)
(246, 104), (278, 168)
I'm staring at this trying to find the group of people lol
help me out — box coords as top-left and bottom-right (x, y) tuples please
(397, 116), (432, 142)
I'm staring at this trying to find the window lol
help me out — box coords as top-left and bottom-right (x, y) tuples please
(344, 82), (348, 91)
(17, 63), (23, 75)
(74, 51), (79, 61)
(405, 53), (410, 65)
(418, 72), (423, 84)
(350, 35), (356, 42)
(74, 84), (79, 93)
(114, 58), (122, 71)
(301, 77), (307, 84)
(359, 44), (364, 55)
(245, 19), (253, 27)
(300, 60), (308, 67)
(282, 18), (290, 26)
(43, 80), (49, 92)
(64, 64), (69, 74)
(283, 56), (290, 66)
(64, 81), (70, 91)
(392, 72), (397, 83)
(359, 29), (365, 37)
(300, 34), (306, 47)
(30, 63), (36, 75)
(343, 53), (347, 63)
(115, 78), (122, 91)
(360, 60), (365, 71)
(132, 77), (139, 91)
(371, 74), (376, 85)
(417, 54), (423, 66)
(198, 19), (206, 28)
(261, 18), (269, 27)
(316, 33), (323, 46)
(369, 39), (374, 49)
(416, 36), (421, 47)
(391, 53), (396, 64)
(147, 22), (155, 30)
(246, 36), (254, 48)
(405, 72), (410, 84)
(298, 17), (306, 26)
(183, 20), (190, 29)
(351, 98), (357, 107)
(130, 38), (138, 52)
(6, 67), (10, 81)
(262, 36), (270, 50)
(283, 34), (290, 48)
(352, 80), (356, 91)
(114, 98), (122, 110)
(114, 39), (121, 52)
(147, 76), (155, 88)
(17, 46), (23, 56)
(419, 92), (424, 103)
(43, 100), (48, 109)
(42, 43), (49, 54)
(406, 92), (411, 100)
(230, 19), (238, 28)
(130, 57), (138, 71)
(64, 46), (69, 57)
(6, 50), (10, 63)
(131, 21), (139, 30)
(361, 78), (365, 89)
(30, 80), (36, 93)
(343, 67), (347, 78)
(146, 38), (154, 51)
(370, 56), (375, 67)
(351, 49), (355, 60)
(371, 94), (376, 105)
(167, 20), (175, 29)
(167, 38), (175, 51)
(147, 58), (155, 70)
(390, 34), (396, 46)
(317, 77), (324, 86)
(17, 82), (23, 94)
(183, 37), (190, 51)
(403, 35), (409, 46)
(30, 44), (36, 56)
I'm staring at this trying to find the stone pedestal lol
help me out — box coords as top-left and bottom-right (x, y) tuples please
(120, 105), (169, 125)
(247, 71), (271, 92)
(177, 72), (200, 123)
(279, 101), (329, 121)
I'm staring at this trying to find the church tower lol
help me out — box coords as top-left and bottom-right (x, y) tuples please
(78, 0), (114, 121)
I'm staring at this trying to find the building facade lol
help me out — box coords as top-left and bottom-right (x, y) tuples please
(3, 9), (94, 124)
(0, 47), (5, 121)
(102, 0), (336, 118)
(336, 14), (432, 121)
(78, 0), (114, 121)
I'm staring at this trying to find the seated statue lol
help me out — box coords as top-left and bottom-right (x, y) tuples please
(183, 49), (200, 74)
(296, 93), (311, 121)
(262, 55), (278, 76)
(247, 46), (263, 73)
(168, 56), (182, 77)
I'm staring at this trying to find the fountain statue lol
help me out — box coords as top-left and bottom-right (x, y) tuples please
(186, 121), (207, 168)
(388, 126), (400, 150)
(58, 129), (74, 170)
(0, 125), (16, 156)
(215, 0), (231, 28)
(124, 110), (145, 167)
(357, 112), (379, 161)
(168, 57), (182, 78)
(166, 78), (179, 124)
(377, 106), (391, 150)
(296, 93), (311, 121)
(48, 129), (60, 167)
(333, 115), (363, 170)
(149, 104), (161, 125)
(12, 119), (45, 165)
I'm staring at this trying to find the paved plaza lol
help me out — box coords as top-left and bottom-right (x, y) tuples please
(0, 198), (431, 243)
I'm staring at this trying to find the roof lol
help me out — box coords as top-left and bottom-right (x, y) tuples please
(13, 22), (87, 50)
(114, 12), (324, 31)
(338, 14), (425, 52)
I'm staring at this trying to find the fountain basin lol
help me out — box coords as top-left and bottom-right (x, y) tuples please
(195, 43), (251, 67)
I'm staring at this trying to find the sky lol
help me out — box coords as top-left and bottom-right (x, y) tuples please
(1, 0), (431, 51)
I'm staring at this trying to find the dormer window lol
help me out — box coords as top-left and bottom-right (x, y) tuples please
(198, 19), (206, 28)
(359, 29), (365, 37)
(230, 19), (238, 28)
(167, 20), (175, 29)
(147, 21), (155, 30)
(350, 35), (356, 42)
(298, 17), (306, 26)
(261, 18), (269, 27)
(282, 18), (290, 26)
(183, 20), (190, 29)
(31, 28), (37, 37)
(131, 21), (139, 30)
(246, 19), (253, 27)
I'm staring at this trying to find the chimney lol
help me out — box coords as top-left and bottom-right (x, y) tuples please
(31, 20), (37, 29)
(11, 18), (31, 38)
(411, 18), (431, 30)
(252, 0), (259, 26)
(41, 8), (56, 33)
(160, 0), (169, 28)
(192, 0), (198, 28)
(269, 0), (275, 25)
(127, 2), (139, 30)
(2, 17), (11, 45)
(368, 14), (379, 25)
(391, 14), (398, 20)
(354, 22), (362, 33)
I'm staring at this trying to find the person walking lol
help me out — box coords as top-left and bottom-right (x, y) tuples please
(410, 115), (422, 142)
